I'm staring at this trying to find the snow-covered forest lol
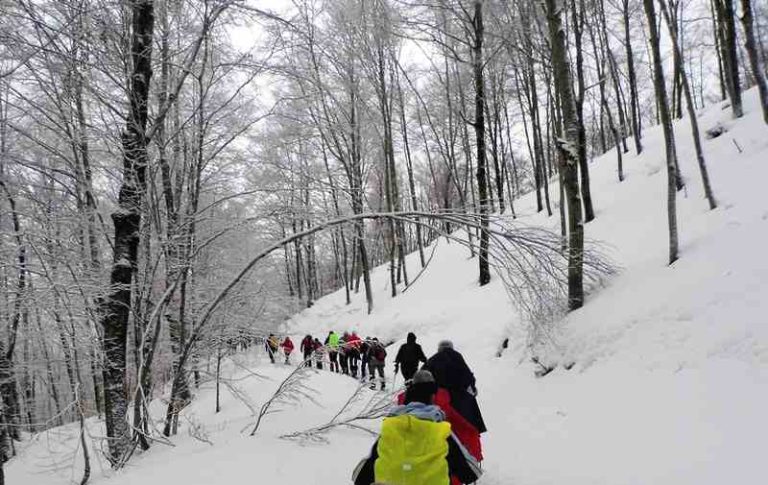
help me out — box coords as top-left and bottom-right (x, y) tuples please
(1, 0), (767, 483)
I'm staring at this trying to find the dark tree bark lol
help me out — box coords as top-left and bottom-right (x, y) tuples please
(396, 80), (426, 268)
(740, 0), (768, 124)
(473, 0), (491, 286)
(570, 0), (596, 222)
(320, 142), (351, 303)
(0, 181), (24, 441)
(710, 0), (728, 100)
(373, 35), (401, 297)
(659, 0), (718, 210)
(622, 0), (644, 153)
(643, 0), (680, 264)
(714, 0), (744, 118)
(97, 0), (155, 465)
(587, 15), (624, 182)
(544, 0), (585, 310)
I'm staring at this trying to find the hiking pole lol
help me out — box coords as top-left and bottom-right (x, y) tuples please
(391, 368), (399, 392)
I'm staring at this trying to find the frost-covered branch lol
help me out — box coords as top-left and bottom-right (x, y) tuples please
(280, 383), (398, 444)
(249, 365), (319, 436)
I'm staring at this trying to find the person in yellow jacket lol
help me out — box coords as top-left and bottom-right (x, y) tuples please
(352, 370), (482, 485)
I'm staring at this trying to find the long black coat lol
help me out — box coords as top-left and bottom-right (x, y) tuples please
(424, 348), (487, 433)
(395, 342), (427, 367)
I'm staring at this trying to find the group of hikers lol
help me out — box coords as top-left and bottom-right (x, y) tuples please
(299, 331), (390, 389)
(264, 331), (389, 389)
(266, 329), (486, 484)
(264, 334), (295, 365)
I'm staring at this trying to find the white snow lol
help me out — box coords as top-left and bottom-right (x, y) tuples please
(7, 89), (768, 485)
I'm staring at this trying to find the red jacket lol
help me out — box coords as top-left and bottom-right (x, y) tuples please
(281, 337), (294, 353)
(397, 387), (483, 485)
(300, 336), (313, 353)
(347, 333), (362, 350)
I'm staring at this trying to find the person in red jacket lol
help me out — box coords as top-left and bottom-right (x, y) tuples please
(397, 383), (483, 485)
(346, 332), (362, 378)
(280, 336), (295, 365)
(300, 335), (314, 367)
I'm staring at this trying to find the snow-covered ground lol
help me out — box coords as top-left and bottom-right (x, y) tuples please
(8, 90), (768, 485)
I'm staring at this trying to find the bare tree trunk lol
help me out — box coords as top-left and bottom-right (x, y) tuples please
(622, 0), (643, 153)
(659, 0), (718, 210)
(643, 0), (680, 264)
(588, 5), (624, 181)
(740, 0), (768, 124)
(545, 0), (585, 310)
(486, 71), (505, 213)
(98, 0), (155, 465)
(518, 26), (552, 218)
(0, 182), (23, 441)
(473, 0), (490, 286)
(714, 0), (744, 118)
(570, 0), (595, 222)
(397, 81), (426, 268)
(215, 345), (222, 413)
(350, 76), (374, 313)
(320, 142), (351, 303)
(375, 38), (400, 297)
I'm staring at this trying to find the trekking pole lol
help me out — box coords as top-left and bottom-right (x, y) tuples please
(391, 370), (398, 392)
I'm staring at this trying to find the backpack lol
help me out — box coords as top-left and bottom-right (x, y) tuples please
(373, 345), (387, 362)
(374, 415), (451, 485)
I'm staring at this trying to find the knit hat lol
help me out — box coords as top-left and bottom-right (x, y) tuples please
(405, 370), (438, 404)
(411, 369), (435, 385)
(437, 340), (454, 351)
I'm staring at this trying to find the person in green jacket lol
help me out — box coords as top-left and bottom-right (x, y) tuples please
(325, 330), (340, 372)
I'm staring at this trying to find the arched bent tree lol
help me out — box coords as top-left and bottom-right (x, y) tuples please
(152, 210), (613, 441)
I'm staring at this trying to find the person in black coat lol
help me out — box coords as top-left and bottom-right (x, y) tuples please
(394, 332), (428, 381)
(423, 340), (487, 434)
(359, 338), (371, 381)
(300, 334), (314, 367)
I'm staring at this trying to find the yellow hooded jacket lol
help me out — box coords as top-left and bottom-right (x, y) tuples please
(374, 414), (451, 485)
(352, 403), (481, 485)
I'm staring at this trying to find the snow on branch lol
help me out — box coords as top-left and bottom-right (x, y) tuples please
(249, 364), (319, 436)
(279, 383), (397, 444)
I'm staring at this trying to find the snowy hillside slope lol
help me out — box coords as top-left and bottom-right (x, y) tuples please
(7, 90), (768, 485)
(291, 89), (768, 373)
(288, 88), (768, 484)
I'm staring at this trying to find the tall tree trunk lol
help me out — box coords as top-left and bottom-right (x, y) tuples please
(0, 183), (24, 441)
(545, 0), (585, 310)
(591, 33), (624, 181)
(397, 80), (426, 268)
(350, 77), (374, 313)
(740, 0), (768, 124)
(0, 90), (22, 442)
(571, 0), (596, 222)
(376, 40), (399, 297)
(714, 0), (744, 118)
(486, 72), (505, 212)
(473, 0), (491, 287)
(320, 143), (351, 303)
(97, 0), (155, 465)
(622, 0), (643, 153)
(643, 0), (680, 265)
(659, 0), (718, 210)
